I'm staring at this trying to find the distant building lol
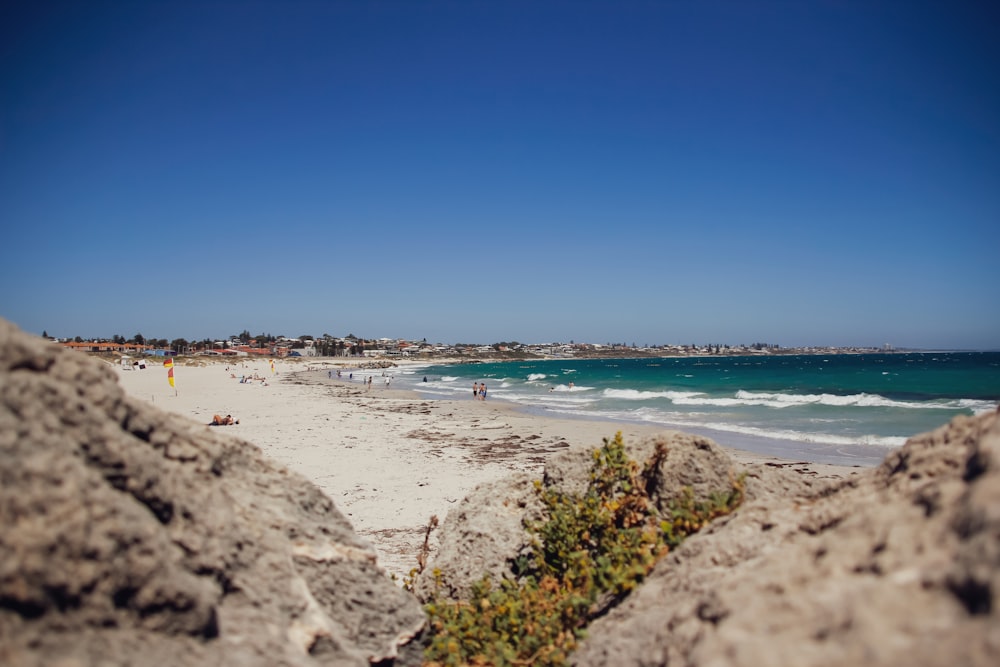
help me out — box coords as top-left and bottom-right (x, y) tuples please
(60, 341), (152, 354)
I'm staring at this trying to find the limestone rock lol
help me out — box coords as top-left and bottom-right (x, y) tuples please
(572, 411), (1000, 667)
(0, 320), (425, 666)
(411, 473), (545, 601)
(639, 432), (743, 510)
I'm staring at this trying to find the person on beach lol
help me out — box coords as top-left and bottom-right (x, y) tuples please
(473, 382), (479, 399)
(209, 414), (238, 426)
(480, 383), (487, 400)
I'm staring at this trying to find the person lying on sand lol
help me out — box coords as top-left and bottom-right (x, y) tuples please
(210, 414), (238, 426)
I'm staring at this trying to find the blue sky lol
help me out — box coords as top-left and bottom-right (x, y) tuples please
(2, 1), (998, 349)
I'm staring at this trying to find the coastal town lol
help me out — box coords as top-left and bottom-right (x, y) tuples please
(49, 329), (893, 361)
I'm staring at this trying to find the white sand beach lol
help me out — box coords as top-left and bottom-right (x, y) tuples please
(116, 357), (858, 579)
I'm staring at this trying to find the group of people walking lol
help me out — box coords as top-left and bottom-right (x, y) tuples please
(473, 382), (488, 400)
(327, 368), (394, 391)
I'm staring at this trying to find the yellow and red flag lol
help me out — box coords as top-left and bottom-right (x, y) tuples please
(270, 359), (275, 374)
(163, 358), (175, 387)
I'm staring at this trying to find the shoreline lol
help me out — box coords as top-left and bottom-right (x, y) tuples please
(387, 359), (896, 467)
(305, 361), (887, 466)
(115, 357), (869, 579)
(499, 402), (887, 467)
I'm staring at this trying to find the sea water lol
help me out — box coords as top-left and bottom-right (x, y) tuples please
(391, 352), (1000, 467)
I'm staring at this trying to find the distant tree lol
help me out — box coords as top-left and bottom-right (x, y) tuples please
(75, 336), (83, 343)
(299, 334), (314, 341)
(42, 330), (48, 339)
(132, 333), (145, 345)
(239, 330), (251, 344)
(171, 338), (189, 353)
(254, 332), (275, 345)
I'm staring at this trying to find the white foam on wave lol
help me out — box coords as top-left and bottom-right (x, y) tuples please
(965, 399), (1000, 415)
(668, 392), (845, 409)
(503, 391), (598, 406)
(729, 390), (995, 412)
(526, 373), (548, 382)
(604, 388), (702, 401)
(694, 421), (908, 448)
(398, 364), (436, 376)
(543, 406), (905, 448)
(551, 384), (593, 393)
(440, 376), (459, 382)
(671, 393), (799, 409)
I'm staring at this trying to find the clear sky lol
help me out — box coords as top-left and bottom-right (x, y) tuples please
(2, 1), (998, 349)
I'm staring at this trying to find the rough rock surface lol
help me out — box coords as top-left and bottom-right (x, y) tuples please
(0, 320), (425, 666)
(410, 473), (544, 601)
(419, 412), (1000, 666)
(572, 410), (1000, 666)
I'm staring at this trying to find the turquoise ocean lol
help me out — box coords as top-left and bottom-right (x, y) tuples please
(391, 352), (1000, 467)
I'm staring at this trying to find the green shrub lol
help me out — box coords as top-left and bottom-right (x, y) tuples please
(419, 433), (744, 667)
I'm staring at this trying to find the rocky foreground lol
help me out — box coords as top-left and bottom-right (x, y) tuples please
(0, 320), (425, 666)
(2, 318), (998, 666)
